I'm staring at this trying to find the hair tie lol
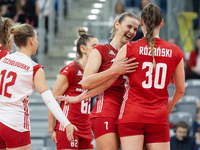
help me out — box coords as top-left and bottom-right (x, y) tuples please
(16, 27), (21, 35)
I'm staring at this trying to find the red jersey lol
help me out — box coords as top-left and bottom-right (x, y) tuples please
(0, 45), (10, 60)
(189, 50), (197, 69)
(55, 61), (92, 140)
(118, 37), (184, 125)
(91, 44), (126, 119)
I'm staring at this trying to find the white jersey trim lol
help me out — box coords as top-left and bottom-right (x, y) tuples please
(119, 82), (130, 120)
(96, 92), (104, 113)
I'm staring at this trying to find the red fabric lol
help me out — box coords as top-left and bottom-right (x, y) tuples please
(0, 46), (10, 60)
(55, 61), (92, 141)
(118, 123), (170, 143)
(189, 50), (198, 69)
(33, 64), (43, 78)
(90, 117), (118, 139)
(56, 130), (93, 149)
(117, 37), (184, 125)
(0, 122), (30, 149)
(91, 44), (126, 119)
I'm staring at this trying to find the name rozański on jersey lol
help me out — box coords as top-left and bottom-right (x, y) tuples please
(139, 46), (172, 58)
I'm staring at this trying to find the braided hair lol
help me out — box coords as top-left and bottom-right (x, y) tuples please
(141, 3), (162, 68)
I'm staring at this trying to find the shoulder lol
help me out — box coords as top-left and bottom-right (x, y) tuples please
(60, 62), (75, 75)
(129, 37), (145, 46)
(93, 44), (108, 58)
(93, 44), (106, 51)
(159, 39), (180, 50)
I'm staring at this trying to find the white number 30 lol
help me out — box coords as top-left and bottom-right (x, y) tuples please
(142, 62), (167, 89)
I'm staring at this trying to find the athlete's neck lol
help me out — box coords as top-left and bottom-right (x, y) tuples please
(110, 40), (124, 51)
(17, 47), (32, 57)
(77, 56), (87, 69)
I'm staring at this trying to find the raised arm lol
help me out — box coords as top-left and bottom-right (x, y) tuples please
(168, 58), (185, 116)
(34, 68), (77, 141)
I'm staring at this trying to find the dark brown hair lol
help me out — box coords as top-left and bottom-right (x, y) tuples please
(76, 28), (96, 59)
(175, 121), (189, 130)
(110, 12), (138, 40)
(10, 24), (35, 47)
(0, 17), (14, 50)
(141, 3), (162, 67)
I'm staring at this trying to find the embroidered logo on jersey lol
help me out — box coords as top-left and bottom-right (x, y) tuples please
(111, 58), (115, 62)
(63, 67), (68, 73)
(109, 50), (116, 56)
(77, 70), (83, 76)
(90, 140), (94, 146)
(78, 80), (82, 85)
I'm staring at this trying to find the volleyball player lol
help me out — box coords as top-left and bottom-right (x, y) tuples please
(0, 24), (77, 150)
(80, 12), (139, 150)
(113, 4), (185, 150)
(48, 28), (99, 150)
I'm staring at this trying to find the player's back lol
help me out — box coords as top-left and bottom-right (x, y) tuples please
(126, 37), (183, 103)
(0, 52), (40, 132)
(118, 37), (184, 124)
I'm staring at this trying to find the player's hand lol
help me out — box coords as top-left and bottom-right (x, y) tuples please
(49, 129), (57, 143)
(112, 58), (139, 75)
(55, 95), (79, 104)
(167, 97), (175, 116)
(66, 124), (78, 142)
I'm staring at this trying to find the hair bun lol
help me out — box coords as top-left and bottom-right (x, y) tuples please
(10, 26), (21, 35)
(78, 28), (86, 36)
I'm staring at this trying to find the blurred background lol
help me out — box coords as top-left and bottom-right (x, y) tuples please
(1, 0), (200, 149)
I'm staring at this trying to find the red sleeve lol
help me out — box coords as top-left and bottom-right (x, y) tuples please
(33, 64), (43, 77)
(93, 44), (106, 60)
(189, 50), (197, 69)
(60, 66), (74, 85)
(0, 50), (11, 60)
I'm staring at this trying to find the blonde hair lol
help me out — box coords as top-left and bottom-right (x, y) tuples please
(0, 17), (14, 50)
(10, 23), (35, 47)
(110, 12), (138, 40)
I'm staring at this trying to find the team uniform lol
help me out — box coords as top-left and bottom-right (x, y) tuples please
(90, 44), (126, 139)
(0, 45), (10, 60)
(0, 52), (42, 149)
(117, 37), (184, 143)
(54, 61), (93, 149)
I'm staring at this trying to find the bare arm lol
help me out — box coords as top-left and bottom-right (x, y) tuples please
(48, 74), (69, 143)
(168, 59), (185, 116)
(82, 46), (137, 90)
(82, 48), (115, 90)
(56, 45), (138, 103)
(34, 69), (77, 142)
